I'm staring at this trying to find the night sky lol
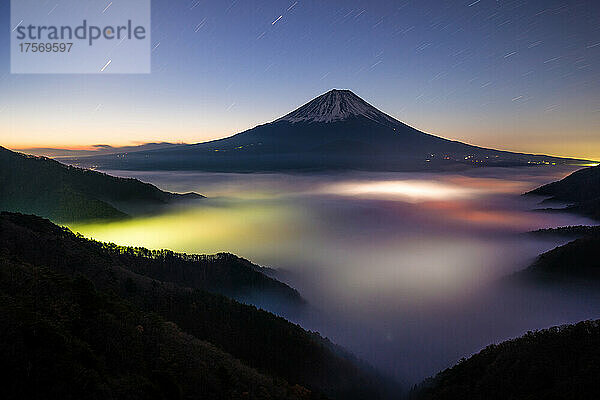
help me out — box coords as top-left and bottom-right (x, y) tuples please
(1, 0), (599, 159)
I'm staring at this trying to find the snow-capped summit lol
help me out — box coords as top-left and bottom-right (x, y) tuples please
(275, 89), (399, 127)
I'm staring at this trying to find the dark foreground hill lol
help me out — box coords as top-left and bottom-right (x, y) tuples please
(527, 164), (600, 220)
(0, 212), (399, 399)
(107, 249), (306, 315)
(516, 234), (600, 282)
(521, 168), (600, 281)
(70, 90), (588, 173)
(0, 256), (313, 400)
(0, 146), (203, 223)
(529, 225), (600, 238)
(412, 320), (600, 400)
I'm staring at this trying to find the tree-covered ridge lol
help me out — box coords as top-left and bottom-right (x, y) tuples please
(99, 245), (306, 312)
(528, 165), (600, 203)
(0, 257), (314, 400)
(529, 225), (600, 238)
(0, 146), (203, 223)
(0, 212), (303, 309)
(518, 236), (600, 281)
(526, 165), (600, 220)
(412, 320), (600, 400)
(0, 212), (399, 399)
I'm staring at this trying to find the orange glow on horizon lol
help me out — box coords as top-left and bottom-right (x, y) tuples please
(6, 137), (598, 163)
(2, 119), (599, 162)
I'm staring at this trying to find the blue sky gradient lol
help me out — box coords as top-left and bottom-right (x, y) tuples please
(1, 0), (599, 158)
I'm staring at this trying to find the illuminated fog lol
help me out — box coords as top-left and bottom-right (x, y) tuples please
(70, 166), (600, 385)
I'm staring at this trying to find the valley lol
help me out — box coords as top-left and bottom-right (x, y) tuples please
(67, 165), (600, 385)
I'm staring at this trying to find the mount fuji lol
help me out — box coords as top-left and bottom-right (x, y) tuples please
(74, 89), (589, 172)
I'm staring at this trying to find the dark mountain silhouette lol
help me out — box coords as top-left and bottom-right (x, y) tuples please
(0, 257), (314, 400)
(91, 249), (306, 315)
(515, 234), (600, 282)
(0, 212), (400, 399)
(72, 89), (589, 172)
(412, 320), (600, 400)
(0, 210), (305, 315)
(529, 225), (600, 239)
(528, 165), (600, 202)
(527, 165), (600, 220)
(520, 168), (600, 281)
(0, 146), (203, 223)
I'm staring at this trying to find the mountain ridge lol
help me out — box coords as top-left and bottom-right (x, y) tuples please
(526, 165), (600, 220)
(0, 146), (204, 222)
(66, 89), (592, 172)
(0, 211), (400, 399)
(412, 320), (600, 399)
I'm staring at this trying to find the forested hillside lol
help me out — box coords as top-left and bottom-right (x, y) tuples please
(0, 257), (315, 400)
(0, 146), (202, 222)
(0, 212), (399, 399)
(527, 165), (600, 220)
(518, 235), (600, 281)
(412, 320), (600, 400)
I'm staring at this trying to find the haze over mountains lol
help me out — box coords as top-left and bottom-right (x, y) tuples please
(3, 90), (600, 398)
(408, 169), (600, 398)
(0, 144), (402, 398)
(2, 105), (600, 397)
(67, 89), (590, 172)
